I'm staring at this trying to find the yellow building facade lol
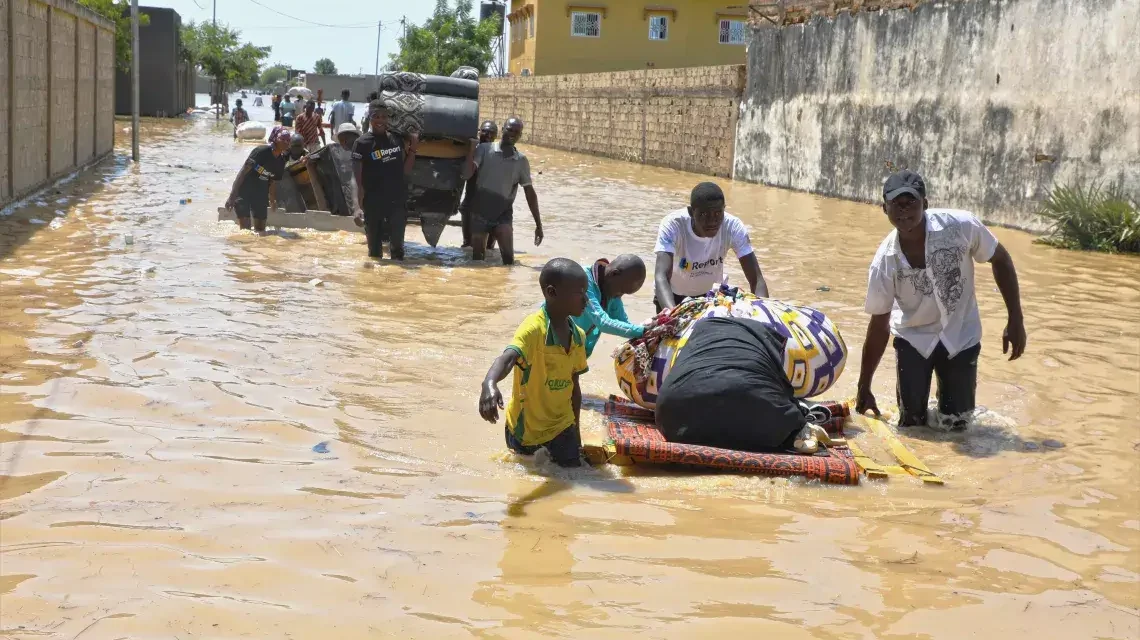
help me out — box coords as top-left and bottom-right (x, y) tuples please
(506, 1), (749, 76)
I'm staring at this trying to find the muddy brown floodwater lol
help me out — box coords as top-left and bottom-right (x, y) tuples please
(0, 112), (1138, 639)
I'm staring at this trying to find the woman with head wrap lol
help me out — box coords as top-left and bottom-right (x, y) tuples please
(224, 128), (292, 233)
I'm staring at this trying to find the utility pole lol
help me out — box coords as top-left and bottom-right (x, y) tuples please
(374, 20), (381, 83)
(212, 0), (218, 118)
(401, 16), (406, 41)
(131, 0), (139, 162)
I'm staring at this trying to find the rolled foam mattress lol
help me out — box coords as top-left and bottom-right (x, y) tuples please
(383, 92), (479, 140)
(378, 71), (479, 100)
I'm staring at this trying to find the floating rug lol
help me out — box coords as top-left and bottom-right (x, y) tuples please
(594, 396), (860, 485)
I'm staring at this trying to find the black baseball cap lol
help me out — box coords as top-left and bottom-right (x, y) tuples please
(883, 170), (927, 202)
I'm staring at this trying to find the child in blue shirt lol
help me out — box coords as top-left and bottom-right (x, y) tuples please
(572, 255), (648, 358)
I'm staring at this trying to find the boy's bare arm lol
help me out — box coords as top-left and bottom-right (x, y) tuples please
(479, 349), (516, 423)
(572, 374), (582, 427)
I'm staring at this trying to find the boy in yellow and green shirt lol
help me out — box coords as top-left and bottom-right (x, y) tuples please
(479, 258), (590, 467)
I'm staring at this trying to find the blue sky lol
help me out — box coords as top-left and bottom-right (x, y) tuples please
(139, 0), (508, 75)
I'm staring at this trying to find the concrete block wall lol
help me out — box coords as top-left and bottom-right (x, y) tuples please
(1, 0), (114, 208)
(51, 9), (76, 175)
(76, 19), (94, 164)
(479, 65), (745, 177)
(12, 0), (49, 197)
(95, 27), (114, 157)
(0, 0), (9, 203)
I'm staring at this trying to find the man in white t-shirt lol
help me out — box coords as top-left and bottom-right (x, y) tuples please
(855, 170), (1026, 429)
(653, 182), (768, 312)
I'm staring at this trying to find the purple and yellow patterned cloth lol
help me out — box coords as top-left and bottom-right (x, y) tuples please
(614, 285), (848, 410)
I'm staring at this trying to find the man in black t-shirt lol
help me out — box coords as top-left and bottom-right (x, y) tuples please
(224, 129), (291, 233)
(352, 99), (418, 260)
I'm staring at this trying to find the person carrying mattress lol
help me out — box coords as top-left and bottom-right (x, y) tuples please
(571, 254), (648, 359)
(463, 117), (543, 265)
(461, 120), (499, 248)
(653, 182), (769, 312)
(352, 99), (419, 261)
(654, 315), (808, 452)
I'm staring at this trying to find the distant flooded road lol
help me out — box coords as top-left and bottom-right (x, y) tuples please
(0, 109), (1137, 639)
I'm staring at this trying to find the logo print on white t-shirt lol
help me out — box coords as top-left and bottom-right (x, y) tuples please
(680, 256), (723, 272)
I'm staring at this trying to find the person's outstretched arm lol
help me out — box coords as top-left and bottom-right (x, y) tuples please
(522, 185), (542, 245)
(479, 349), (516, 424)
(403, 133), (418, 175)
(584, 291), (644, 340)
(518, 157), (542, 245)
(729, 219), (768, 297)
(654, 252), (675, 311)
(989, 244), (1025, 360)
(739, 253), (769, 298)
(855, 313), (891, 417)
(572, 374), (582, 428)
(225, 163), (252, 208)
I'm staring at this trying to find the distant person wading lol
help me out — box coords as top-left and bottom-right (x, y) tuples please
(329, 89), (355, 131)
(279, 96), (296, 127)
(293, 100), (326, 153)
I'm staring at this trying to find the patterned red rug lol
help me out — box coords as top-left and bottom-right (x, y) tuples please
(604, 396), (860, 485)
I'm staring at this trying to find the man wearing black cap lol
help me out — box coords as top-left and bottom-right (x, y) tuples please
(653, 181), (768, 312)
(855, 170), (1026, 429)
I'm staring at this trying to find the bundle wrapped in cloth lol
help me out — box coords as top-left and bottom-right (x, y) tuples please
(613, 286), (848, 411)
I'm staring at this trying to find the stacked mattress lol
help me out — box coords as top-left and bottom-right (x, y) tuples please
(378, 71), (481, 246)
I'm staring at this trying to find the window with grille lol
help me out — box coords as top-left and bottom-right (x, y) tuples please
(718, 18), (746, 44)
(571, 11), (601, 37)
(649, 15), (668, 41)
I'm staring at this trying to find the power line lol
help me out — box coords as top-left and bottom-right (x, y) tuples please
(242, 23), (383, 30)
(241, 0), (382, 28)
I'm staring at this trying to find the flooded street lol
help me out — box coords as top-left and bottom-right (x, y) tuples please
(1, 111), (1138, 639)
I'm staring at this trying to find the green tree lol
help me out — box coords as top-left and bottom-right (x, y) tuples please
(260, 64), (290, 87)
(76, 0), (149, 71)
(388, 0), (497, 75)
(313, 58), (338, 75)
(180, 21), (271, 101)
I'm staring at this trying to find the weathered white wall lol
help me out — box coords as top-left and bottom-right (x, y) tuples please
(733, 0), (1140, 230)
